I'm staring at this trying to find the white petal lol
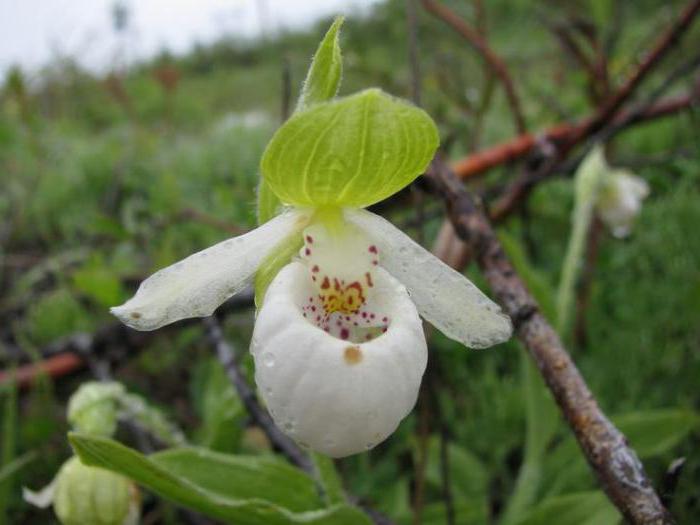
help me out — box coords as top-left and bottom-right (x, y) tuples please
(345, 208), (512, 349)
(251, 261), (427, 458)
(23, 481), (56, 509)
(112, 209), (309, 330)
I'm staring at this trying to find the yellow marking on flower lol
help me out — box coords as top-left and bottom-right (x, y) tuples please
(320, 277), (365, 314)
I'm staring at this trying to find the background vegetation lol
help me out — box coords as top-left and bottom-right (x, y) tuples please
(1, 0), (699, 523)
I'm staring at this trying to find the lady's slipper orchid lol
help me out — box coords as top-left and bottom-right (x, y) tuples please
(112, 24), (512, 457)
(112, 89), (511, 457)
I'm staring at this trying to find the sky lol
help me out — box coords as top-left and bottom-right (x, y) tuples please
(0, 0), (382, 76)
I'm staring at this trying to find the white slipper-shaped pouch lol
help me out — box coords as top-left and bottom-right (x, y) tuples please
(252, 220), (428, 457)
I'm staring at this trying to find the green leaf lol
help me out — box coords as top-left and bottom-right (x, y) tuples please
(311, 452), (345, 506)
(613, 409), (700, 457)
(191, 358), (245, 452)
(512, 491), (619, 525)
(297, 17), (344, 111)
(500, 355), (559, 524)
(261, 89), (439, 209)
(69, 433), (371, 525)
(415, 501), (488, 525)
(150, 448), (320, 512)
(424, 436), (488, 503)
(72, 255), (126, 307)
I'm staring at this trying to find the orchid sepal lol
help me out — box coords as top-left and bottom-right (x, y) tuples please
(111, 209), (310, 331)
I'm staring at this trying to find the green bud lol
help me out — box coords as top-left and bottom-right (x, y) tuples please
(54, 456), (139, 525)
(67, 382), (125, 437)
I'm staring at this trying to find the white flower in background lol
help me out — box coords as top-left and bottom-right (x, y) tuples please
(596, 169), (650, 238)
(111, 21), (512, 457)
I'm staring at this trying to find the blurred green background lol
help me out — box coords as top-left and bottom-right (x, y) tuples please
(1, 0), (699, 523)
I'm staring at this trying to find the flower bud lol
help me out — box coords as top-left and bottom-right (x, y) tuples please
(53, 456), (139, 525)
(67, 382), (124, 437)
(596, 170), (649, 238)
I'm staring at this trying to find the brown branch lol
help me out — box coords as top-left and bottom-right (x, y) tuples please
(421, 0), (527, 133)
(1, 292), (255, 389)
(425, 158), (673, 524)
(0, 352), (84, 389)
(451, 88), (699, 182)
(203, 316), (314, 473)
(569, 0), (700, 144)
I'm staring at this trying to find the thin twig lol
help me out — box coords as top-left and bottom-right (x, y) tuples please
(1, 292), (255, 388)
(281, 55), (292, 122)
(450, 88), (698, 183)
(569, 0), (700, 144)
(421, 0), (527, 133)
(203, 316), (313, 473)
(406, 0), (422, 106)
(425, 158), (673, 524)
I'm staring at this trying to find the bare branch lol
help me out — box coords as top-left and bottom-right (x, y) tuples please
(425, 158), (673, 524)
(451, 88), (699, 183)
(203, 316), (313, 473)
(421, 0), (527, 133)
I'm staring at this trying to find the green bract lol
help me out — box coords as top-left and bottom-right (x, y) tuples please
(297, 16), (344, 112)
(261, 88), (439, 209)
(257, 17), (344, 225)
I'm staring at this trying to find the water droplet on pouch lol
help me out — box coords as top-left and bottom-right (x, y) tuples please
(263, 352), (275, 367)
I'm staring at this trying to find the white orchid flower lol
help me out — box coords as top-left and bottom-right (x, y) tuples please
(596, 169), (649, 238)
(111, 21), (512, 458)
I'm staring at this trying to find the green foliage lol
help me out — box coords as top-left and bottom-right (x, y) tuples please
(69, 433), (372, 525)
(2, 1), (699, 522)
(261, 89), (438, 208)
(190, 359), (245, 453)
(512, 491), (619, 525)
(0, 377), (18, 522)
(23, 290), (95, 346)
(311, 452), (346, 506)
